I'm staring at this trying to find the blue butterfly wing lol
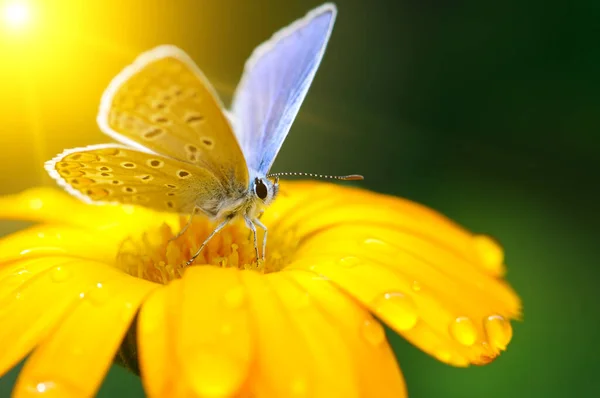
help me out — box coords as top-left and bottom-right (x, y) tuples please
(232, 3), (337, 177)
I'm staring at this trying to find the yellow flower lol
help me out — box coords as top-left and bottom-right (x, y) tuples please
(0, 181), (521, 398)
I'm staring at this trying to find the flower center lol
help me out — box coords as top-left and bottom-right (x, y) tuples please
(115, 216), (297, 284)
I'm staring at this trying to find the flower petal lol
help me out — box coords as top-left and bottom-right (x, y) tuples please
(137, 280), (189, 398)
(0, 257), (101, 376)
(137, 280), (184, 398)
(179, 267), (253, 397)
(274, 183), (520, 366)
(12, 264), (157, 398)
(269, 182), (505, 277)
(289, 244), (517, 366)
(265, 272), (358, 398)
(287, 270), (407, 398)
(0, 225), (121, 265)
(239, 270), (321, 397)
(0, 187), (175, 234)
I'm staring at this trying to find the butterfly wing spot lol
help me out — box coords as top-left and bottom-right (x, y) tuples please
(61, 170), (85, 177)
(153, 102), (167, 110)
(165, 184), (177, 189)
(98, 166), (112, 172)
(121, 162), (136, 168)
(85, 188), (110, 199)
(148, 159), (164, 168)
(166, 201), (174, 209)
(185, 113), (205, 124)
(172, 86), (183, 97)
(167, 192), (175, 197)
(201, 138), (214, 149)
(65, 153), (99, 162)
(95, 148), (123, 156)
(111, 180), (122, 185)
(152, 116), (169, 124)
(143, 128), (164, 140)
(137, 174), (154, 182)
(123, 187), (136, 193)
(134, 195), (150, 204)
(185, 144), (199, 162)
(100, 172), (112, 177)
(58, 162), (78, 169)
(177, 170), (191, 179)
(70, 178), (95, 187)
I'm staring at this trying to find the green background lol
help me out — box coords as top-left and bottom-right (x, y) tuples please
(1, 0), (598, 396)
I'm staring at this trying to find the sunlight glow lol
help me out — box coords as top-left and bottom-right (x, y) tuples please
(3, 1), (31, 30)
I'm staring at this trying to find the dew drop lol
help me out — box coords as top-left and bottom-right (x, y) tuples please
(223, 286), (246, 309)
(34, 381), (56, 393)
(291, 377), (308, 397)
(29, 198), (43, 210)
(411, 280), (422, 292)
(362, 238), (397, 255)
(87, 282), (108, 305)
(449, 316), (478, 346)
(338, 256), (360, 267)
(484, 314), (512, 350)
(372, 292), (418, 331)
(361, 318), (385, 346)
(435, 349), (453, 364)
(473, 235), (504, 274)
(51, 266), (71, 283)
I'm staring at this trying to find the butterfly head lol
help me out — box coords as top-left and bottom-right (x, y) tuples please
(252, 176), (279, 205)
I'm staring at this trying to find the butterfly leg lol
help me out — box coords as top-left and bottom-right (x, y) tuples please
(253, 217), (268, 260)
(169, 211), (195, 243)
(186, 216), (232, 266)
(244, 216), (259, 262)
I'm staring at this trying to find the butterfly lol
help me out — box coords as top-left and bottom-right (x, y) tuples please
(45, 3), (362, 265)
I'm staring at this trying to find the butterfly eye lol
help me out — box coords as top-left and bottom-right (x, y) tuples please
(254, 178), (268, 200)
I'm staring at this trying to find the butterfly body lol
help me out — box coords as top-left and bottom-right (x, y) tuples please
(46, 3), (340, 263)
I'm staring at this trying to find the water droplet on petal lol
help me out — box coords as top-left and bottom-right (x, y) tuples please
(186, 351), (244, 397)
(51, 266), (71, 283)
(223, 286), (246, 309)
(291, 377), (308, 397)
(361, 318), (385, 346)
(35, 381), (55, 393)
(87, 282), (108, 305)
(362, 238), (396, 255)
(473, 235), (504, 274)
(29, 198), (43, 210)
(372, 292), (418, 331)
(411, 280), (421, 292)
(484, 314), (512, 350)
(435, 349), (452, 364)
(449, 316), (478, 346)
(338, 256), (360, 267)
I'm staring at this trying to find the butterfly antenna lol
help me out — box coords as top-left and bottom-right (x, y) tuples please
(267, 172), (364, 181)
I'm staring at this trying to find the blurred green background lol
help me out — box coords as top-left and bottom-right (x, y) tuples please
(0, 0), (598, 396)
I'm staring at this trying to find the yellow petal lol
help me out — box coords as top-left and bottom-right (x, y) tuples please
(178, 267), (253, 398)
(289, 246), (517, 366)
(288, 270), (406, 398)
(12, 264), (157, 398)
(239, 270), (320, 397)
(137, 280), (187, 398)
(269, 182), (504, 277)
(265, 272), (358, 398)
(0, 225), (121, 265)
(0, 187), (175, 235)
(0, 257), (110, 376)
